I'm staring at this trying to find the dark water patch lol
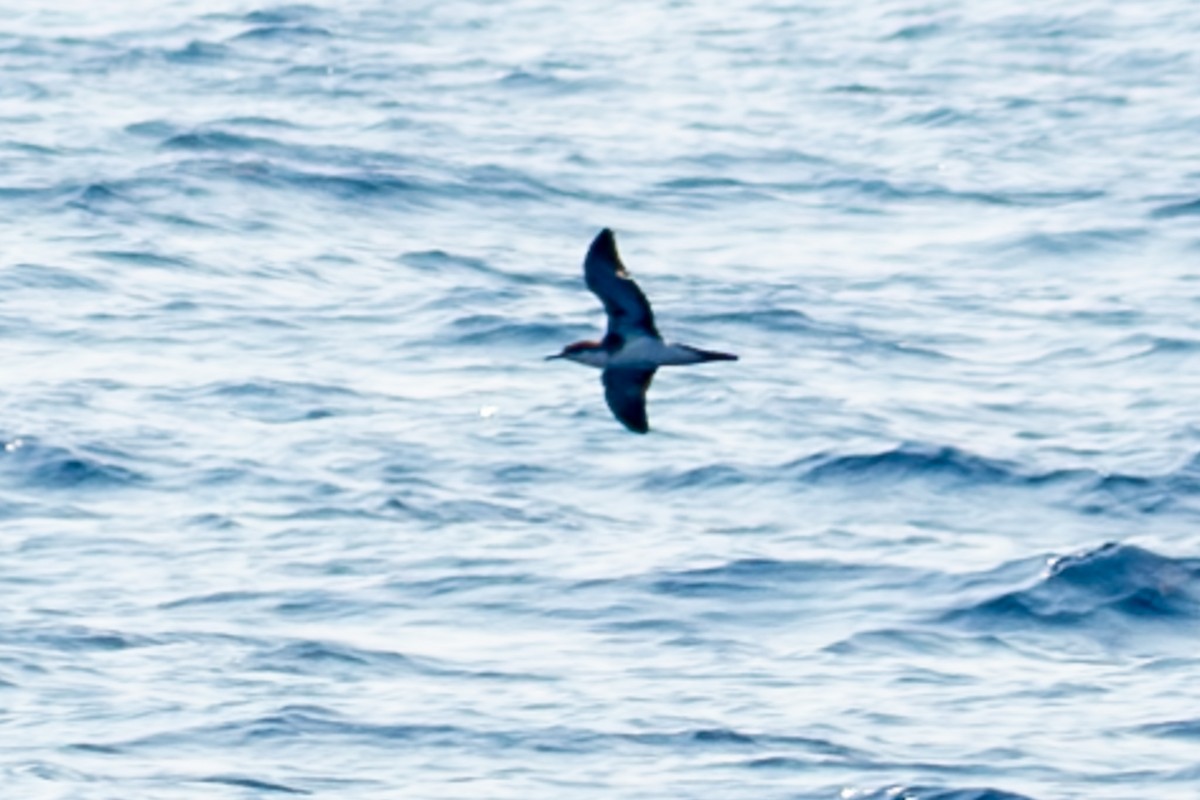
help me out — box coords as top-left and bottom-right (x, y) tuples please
(285, 556), (390, 578)
(1, 139), (59, 156)
(808, 178), (1103, 208)
(387, 571), (540, 600)
(822, 628), (1003, 658)
(160, 590), (271, 611)
(380, 496), (445, 523)
(166, 133), (407, 172)
(0, 437), (145, 490)
(1151, 197), (1200, 219)
(172, 155), (559, 207)
(885, 22), (947, 41)
(145, 708), (847, 760)
(1110, 333), (1200, 362)
(125, 119), (178, 138)
(499, 68), (600, 94)
(203, 380), (359, 400)
(902, 107), (978, 127)
(942, 543), (1200, 631)
(25, 625), (160, 653)
(796, 444), (1017, 487)
(201, 157), (421, 202)
(222, 115), (303, 130)
(243, 5), (324, 24)
(186, 513), (241, 530)
(0, 263), (107, 292)
(273, 504), (393, 522)
(489, 463), (554, 483)
(642, 463), (755, 491)
(126, 707), (513, 751)
(198, 775), (310, 795)
(185, 379), (365, 424)
(853, 787), (1035, 800)
(788, 443), (1200, 506)
(167, 40), (231, 63)
(676, 148), (830, 170)
(1137, 718), (1200, 739)
(1003, 227), (1146, 256)
(67, 183), (129, 211)
(654, 176), (776, 203)
(625, 728), (861, 758)
(90, 249), (194, 270)
(647, 558), (913, 601)
(400, 249), (502, 278)
(162, 129), (285, 154)
(429, 498), (538, 525)
(195, 465), (262, 487)
(1065, 306), (1144, 325)
(231, 25), (333, 43)
(811, 177), (1001, 206)
(741, 755), (815, 770)
(449, 314), (573, 347)
(598, 616), (695, 636)
(244, 640), (422, 676)
(65, 743), (122, 755)
(685, 307), (813, 332)
(1075, 453), (1200, 515)
(829, 82), (887, 94)
(460, 163), (590, 203)
(275, 590), (368, 616)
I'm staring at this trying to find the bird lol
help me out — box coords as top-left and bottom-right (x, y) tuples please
(547, 228), (737, 433)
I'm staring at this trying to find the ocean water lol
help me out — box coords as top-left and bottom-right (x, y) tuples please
(2, 1), (1199, 797)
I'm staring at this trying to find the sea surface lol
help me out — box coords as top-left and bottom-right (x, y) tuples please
(2, 1), (1199, 798)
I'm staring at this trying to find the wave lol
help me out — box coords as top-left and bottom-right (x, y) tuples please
(447, 315), (573, 347)
(186, 157), (420, 200)
(242, 640), (428, 677)
(15, 623), (160, 652)
(242, 5), (324, 25)
(645, 557), (919, 601)
(498, 68), (604, 95)
(162, 129), (287, 153)
(176, 379), (365, 423)
(792, 444), (1200, 510)
(0, 436), (145, 490)
(197, 775), (310, 796)
(798, 444), (1015, 485)
(652, 171), (1103, 209)
(1150, 197), (1200, 219)
(1107, 333), (1200, 363)
(100, 703), (853, 763)
(942, 543), (1200, 629)
(167, 40), (231, 63)
(230, 24), (333, 43)
(638, 444), (1200, 520)
(0, 263), (107, 292)
(1001, 227), (1147, 256)
(848, 787), (1035, 800)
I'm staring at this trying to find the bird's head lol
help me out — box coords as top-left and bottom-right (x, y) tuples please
(546, 340), (608, 367)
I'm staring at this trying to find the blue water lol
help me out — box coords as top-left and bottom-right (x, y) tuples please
(2, 2), (1199, 798)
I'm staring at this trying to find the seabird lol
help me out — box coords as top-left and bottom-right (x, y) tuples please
(547, 228), (737, 433)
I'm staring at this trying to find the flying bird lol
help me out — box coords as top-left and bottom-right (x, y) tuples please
(547, 229), (737, 433)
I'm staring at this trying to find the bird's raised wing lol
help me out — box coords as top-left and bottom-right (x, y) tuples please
(602, 367), (657, 434)
(584, 229), (659, 340)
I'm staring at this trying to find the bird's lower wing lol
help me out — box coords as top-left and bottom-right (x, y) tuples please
(602, 367), (657, 434)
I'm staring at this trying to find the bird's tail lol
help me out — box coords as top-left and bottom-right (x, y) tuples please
(683, 345), (738, 362)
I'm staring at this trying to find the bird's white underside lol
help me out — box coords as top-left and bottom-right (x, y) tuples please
(565, 337), (707, 369)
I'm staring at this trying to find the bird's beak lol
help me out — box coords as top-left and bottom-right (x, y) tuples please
(545, 353), (564, 360)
